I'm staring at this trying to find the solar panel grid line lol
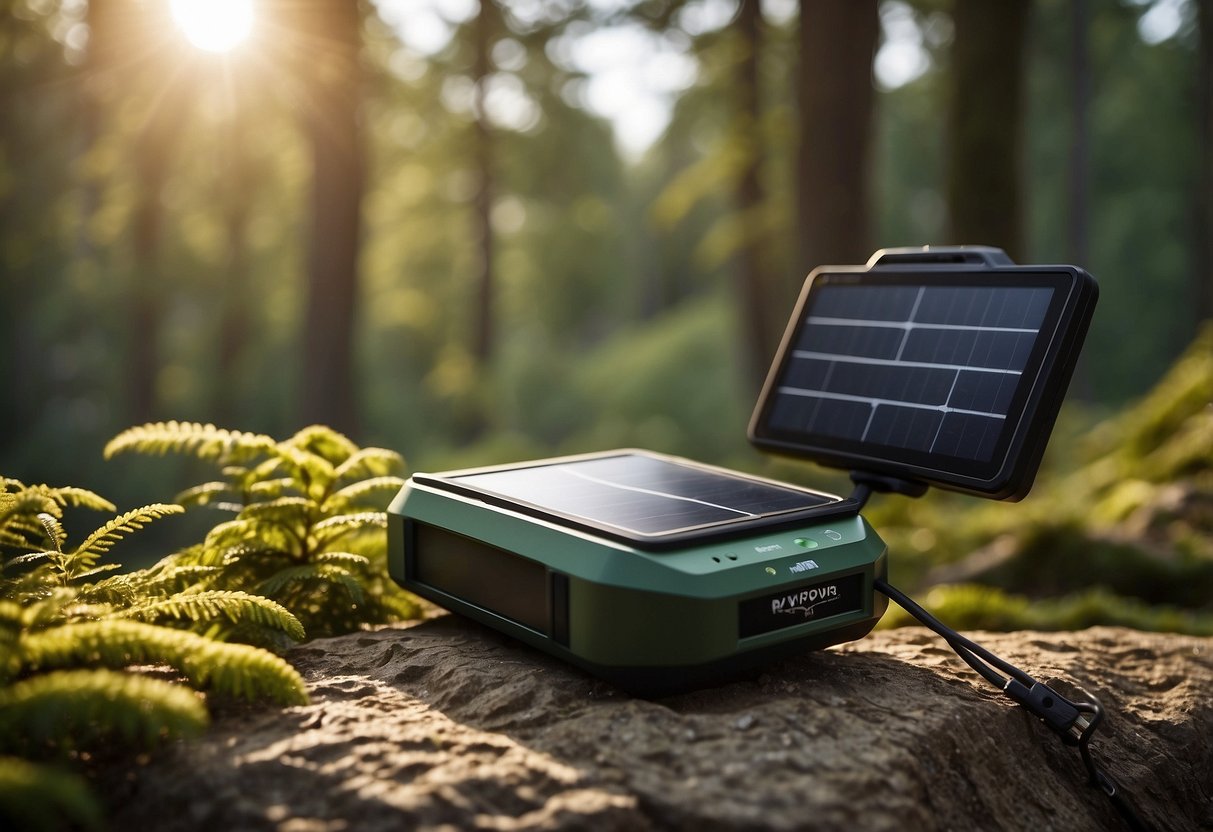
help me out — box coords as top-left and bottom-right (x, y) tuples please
(789, 350), (1025, 377)
(774, 385), (1010, 421)
(558, 467), (758, 519)
(894, 287), (926, 360)
(808, 316), (1040, 335)
(927, 347), (967, 451)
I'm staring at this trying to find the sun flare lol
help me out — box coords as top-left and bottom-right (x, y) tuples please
(170, 0), (255, 53)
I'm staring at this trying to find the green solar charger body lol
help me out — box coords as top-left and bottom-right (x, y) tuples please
(388, 452), (887, 694)
(387, 246), (1098, 694)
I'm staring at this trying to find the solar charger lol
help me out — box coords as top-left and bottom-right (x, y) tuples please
(387, 246), (1098, 694)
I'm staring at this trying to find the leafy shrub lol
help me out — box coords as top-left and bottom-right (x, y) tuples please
(0, 478), (309, 830)
(105, 422), (421, 638)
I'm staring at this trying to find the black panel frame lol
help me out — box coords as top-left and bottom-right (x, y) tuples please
(748, 265), (1098, 500)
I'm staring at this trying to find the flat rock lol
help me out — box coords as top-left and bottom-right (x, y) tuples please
(108, 617), (1213, 831)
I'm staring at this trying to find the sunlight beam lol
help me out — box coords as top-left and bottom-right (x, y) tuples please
(171, 0), (255, 53)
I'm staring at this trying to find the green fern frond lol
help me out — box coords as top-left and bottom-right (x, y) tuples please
(313, 512), (387, 546)
(333, 447), (406, 486)
(0, 490), (59, 530)
(68, 563), (123, 583)
(221, 464), (249, 481)
(239, 497), (312, 526)
(19, 620), (309, 705)
(69, 504), (184, 577)
(0, 529), (31, 550)
(104, 421), (278, 464)
(0, 668), (207, 751)
(248, 477), (298, 501)
(45, 487), (115, 513)
(205, 518), (298, 555)
(0, 603), (20, 681)
(335, 572), (365, 605)
(248, 456), (290, 482)
(187, 638), (310, 704)
(35, 514), (64, 553)
(0, 601), (21, 625)
(159, 543), (236, 569)
(256, 563), (361, 600)
(0, 517), (50, 553)
(0, 756), (102, 831)
(175, 482), (234, 508)
(324, 476), (406, 511)
(2, 551), (56, 570)
(116, 590), (305, 641)
(282, 447), (336, 495)
(315, 551), (371, 570)
(18, 590), (77, 630)
(73, 574), (135, 607)
(84, 565), (221, 604)
(285, 425), (358, 465)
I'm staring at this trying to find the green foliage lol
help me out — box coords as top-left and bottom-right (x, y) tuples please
(0, 669), (207, 752)
(115, 590), (306, 642)
(0, 755), (102, 831)
(873, 323), (1213, 632)
(21, 621), (308, 706)
(106, 422), (422, 637)
(0, 478), (309, 831)
(880, 583), (1213, 636)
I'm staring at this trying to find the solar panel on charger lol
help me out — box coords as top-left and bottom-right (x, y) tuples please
(749, 265), (1098, 499)
(412, 452), (853, 549)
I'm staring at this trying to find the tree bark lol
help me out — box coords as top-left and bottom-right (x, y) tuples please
(1067, 0), (1089, 270)
(947, 0), (1031, 260)
(795, 0), (879, 285)
(296, 0), (365, 437)
(1198, 0), (1213, 322)
(472, 0), (496, 367)
(734, 0), (775, 385)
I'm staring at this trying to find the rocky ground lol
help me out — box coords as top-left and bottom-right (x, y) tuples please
(107, 617), (1212, 831)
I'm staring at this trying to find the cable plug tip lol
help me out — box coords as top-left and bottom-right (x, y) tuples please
(1003, 679), (1081, 736)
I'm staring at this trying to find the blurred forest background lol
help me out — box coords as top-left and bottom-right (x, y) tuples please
(1, 0), (1210, 627)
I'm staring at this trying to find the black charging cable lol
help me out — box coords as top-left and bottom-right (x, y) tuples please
(873, 577), (1152, 831)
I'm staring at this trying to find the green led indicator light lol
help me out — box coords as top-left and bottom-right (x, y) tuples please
(794, 537), (818, 549)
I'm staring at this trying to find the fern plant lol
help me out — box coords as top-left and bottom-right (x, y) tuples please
(105, 422), (422, 638)
(0, 478), (309, 831)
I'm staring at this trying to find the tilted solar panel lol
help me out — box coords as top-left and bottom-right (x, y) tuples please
(750, 267), (1098, 499)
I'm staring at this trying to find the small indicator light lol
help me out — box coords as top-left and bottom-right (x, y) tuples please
(794, 537), (819, 549)
(764, 566), (777, 575)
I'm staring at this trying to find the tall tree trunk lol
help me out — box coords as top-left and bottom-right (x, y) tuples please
(214, 112), (254, 425)
(796, 0), (879, 285)
(947, 0), (1031, 259)
(1198, 0), (1213, 322)
(472, 0), (496, 367)
(77, 0), (111, 264)
(1067, 0), (1089, 268)
(1067, 0), (1092, 400)
(735, 0), (774, 383)
(297, 0), (365, 436)
(129, 84), (189, 424)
